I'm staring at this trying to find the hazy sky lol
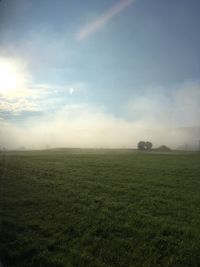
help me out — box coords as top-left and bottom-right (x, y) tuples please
(0, 0), (200, 149)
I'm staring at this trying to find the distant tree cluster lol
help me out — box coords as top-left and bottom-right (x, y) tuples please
(155, 145), (171, 152)
(137, 141), (172, 152)
(137, 141), (153, 151)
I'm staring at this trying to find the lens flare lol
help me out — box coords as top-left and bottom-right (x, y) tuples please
(0, 58), (27, 96)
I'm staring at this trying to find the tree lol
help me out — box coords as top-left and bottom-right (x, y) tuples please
(156, 145), (171, 152)
(137, 141), (146, 150)
(137, 141), (153, 151)
(145, 141), (153, 150)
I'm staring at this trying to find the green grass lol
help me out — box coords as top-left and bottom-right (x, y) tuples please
(0, 149), (200, 267)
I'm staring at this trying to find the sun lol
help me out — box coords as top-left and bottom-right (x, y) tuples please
(0, 58), (27, 96)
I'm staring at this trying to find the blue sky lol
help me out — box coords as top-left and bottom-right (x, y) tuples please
(0, 0), (200, 148)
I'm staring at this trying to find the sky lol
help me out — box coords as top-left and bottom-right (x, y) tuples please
(0, 0), (200, 149)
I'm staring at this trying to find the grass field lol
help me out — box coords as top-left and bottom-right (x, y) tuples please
(0, 149), (200, 267)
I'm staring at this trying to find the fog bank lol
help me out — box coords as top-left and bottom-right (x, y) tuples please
(0, 105), (199, 150)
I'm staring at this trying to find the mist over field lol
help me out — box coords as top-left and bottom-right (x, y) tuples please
(1, 2), (200, 266)
(0, 101), (200, 150)
(0, 73), (200, 150)
(0, 0), (200, 150)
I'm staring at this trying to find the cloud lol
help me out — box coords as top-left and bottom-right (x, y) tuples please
(0, 56), (42, 113)
(76, 0), (135, 41)
(0, 56), (81, 116)
(0, 99), (41, 114)
(69, 88), (74, 95)
(0, 59), (199, 151)
(0, 100), (199, 150)
(36, 84), (78, 95)
(127, 82), (200, 127)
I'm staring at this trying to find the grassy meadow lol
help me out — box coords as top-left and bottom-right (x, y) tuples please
(0, 149), (200, 267)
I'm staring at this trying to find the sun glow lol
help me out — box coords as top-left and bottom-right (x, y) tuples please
(0, 58), (28, 96)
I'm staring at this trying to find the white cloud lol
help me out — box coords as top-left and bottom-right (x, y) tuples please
(0, 100), (199, 150)
(0, 99), (41, 114)
(0, 56), (43, 113)
(35, 84), (78, 95)
(127, 83), (200, 127)
(0, 56), (81, 114)
(0, 59), (199, 151)
(69, 87), (74, 94)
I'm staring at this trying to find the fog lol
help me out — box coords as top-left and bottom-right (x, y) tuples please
(0, 58), (199, 150)
(1, 1), (200, 151)
(0, 102), (200, 150)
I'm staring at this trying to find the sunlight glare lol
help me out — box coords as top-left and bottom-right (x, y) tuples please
(0, 59), (27, 96)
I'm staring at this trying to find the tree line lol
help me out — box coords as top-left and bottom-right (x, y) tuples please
(137, 141), (171, 151)
(137, 141), (153, 150)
